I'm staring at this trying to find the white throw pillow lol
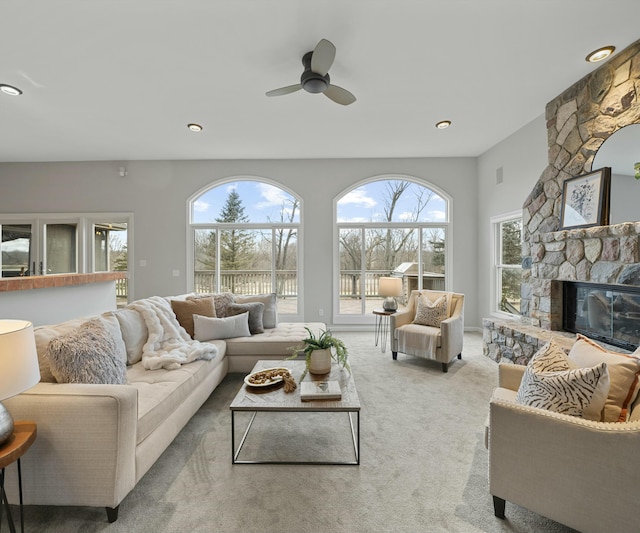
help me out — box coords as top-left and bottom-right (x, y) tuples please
(100, 312), (127, 366)
(193, 312), (251, 341)
(413, 293), (448, 327)
(114, 307), (148, 365)
(517, 341), (610, 421)
(569, 334), (640, 422)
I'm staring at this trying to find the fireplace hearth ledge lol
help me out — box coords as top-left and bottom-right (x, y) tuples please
(482, 317), (630, 366)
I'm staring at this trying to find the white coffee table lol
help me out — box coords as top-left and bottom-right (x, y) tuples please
(230, 359), (361, 465)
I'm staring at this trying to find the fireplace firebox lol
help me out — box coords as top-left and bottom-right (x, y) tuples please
(563, 281), (640, 351)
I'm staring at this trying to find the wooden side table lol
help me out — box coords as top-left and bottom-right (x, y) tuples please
(373, 308), (395, 353)
(0, 421), (37, 533)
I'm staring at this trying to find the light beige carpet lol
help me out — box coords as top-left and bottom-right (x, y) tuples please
(17, 332), (578, 533)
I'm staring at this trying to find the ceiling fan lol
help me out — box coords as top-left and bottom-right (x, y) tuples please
(266, 39), (356, 106)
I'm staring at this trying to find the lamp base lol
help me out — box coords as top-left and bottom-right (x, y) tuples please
(0, 402), (14, 446)
(383, 297), (398, 312)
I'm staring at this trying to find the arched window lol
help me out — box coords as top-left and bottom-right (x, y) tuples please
(335, 176), (450, 322)
(188, 178), (301, 317)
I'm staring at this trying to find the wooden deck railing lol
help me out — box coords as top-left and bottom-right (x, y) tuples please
(193, 270), (444, 298)
(112, 270), (444, 301)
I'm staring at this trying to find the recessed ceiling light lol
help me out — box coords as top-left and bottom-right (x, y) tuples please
(435, 120), (452, 129)
(586, 46), (615, 63)
(187, 123), (203, 132)
(0, 84), (22, 96)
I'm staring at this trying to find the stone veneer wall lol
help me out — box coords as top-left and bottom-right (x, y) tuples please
(483, 318), (576, 365)
(484, 38), (640, 364)
(521, 38), (640, 328)
(531, 222), (640, 329)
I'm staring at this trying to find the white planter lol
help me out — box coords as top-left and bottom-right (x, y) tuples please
(309, 349), (332, 375)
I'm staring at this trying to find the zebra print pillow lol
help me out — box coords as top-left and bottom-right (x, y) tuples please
(413, 294), (448, 327)
(528, 341), (572, 372)
(516, 361), (609, 417)
(516, 342), (610, 418)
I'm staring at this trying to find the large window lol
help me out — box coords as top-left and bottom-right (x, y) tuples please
(0, 214), (131, 305)
(492, 212), (522, 316)
(335, 177), (450, 322)
(189, 179), (301, 318)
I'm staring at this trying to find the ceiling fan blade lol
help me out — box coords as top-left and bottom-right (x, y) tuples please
(266, 84), (302, 97)
(311, 39), (336, 75)
(324, 84), (356, 106)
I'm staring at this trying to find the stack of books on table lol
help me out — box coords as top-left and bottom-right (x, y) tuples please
(300, 380), (342, 401)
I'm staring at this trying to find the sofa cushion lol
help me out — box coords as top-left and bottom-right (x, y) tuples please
(114, 307), (148, 365)
(127, 342), (225, 444)
(226, 302), (265, 334)
(224, 322), (325, 356)
(188, 292), (235, 318)
(519, 341), (609, 421)
(34, 315), (127, 382)
(171, 297), (215, 338)
(235, 293), (278, 328)
(568, 334), (640, 422)
(516, 358), (608, 418)
(413, 293), (448, 327)
(45, 318), (127, 384)
(100, 312), (127, 364)
(193, 312), (251, 341)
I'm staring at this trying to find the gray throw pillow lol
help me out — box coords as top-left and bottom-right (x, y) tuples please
(235, 293), (278, 328)
(226, 302), (265, 334)
(45, 318), (127, 384)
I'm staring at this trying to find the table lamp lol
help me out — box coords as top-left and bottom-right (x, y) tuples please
(0, 320), (40, 446)
(379, 276), (403, 311)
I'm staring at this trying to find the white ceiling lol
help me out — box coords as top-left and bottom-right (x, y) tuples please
(1, 1), (640, 163)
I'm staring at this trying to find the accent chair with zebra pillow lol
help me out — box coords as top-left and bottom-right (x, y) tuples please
(515, 341), (610, 420)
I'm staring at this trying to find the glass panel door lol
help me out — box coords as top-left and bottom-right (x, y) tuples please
(1, 224), (33, 277)
(44, 223), (77, 274)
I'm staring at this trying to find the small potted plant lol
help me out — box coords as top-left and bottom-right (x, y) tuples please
(289, 327), (350, 381)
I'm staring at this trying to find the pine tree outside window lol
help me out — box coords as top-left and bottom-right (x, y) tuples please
(189, 179), (300, 317)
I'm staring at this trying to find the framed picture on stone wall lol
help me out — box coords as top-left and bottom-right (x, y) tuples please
(560, 167), (611, 230)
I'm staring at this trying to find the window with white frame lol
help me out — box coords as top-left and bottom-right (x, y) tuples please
(335, 177), (450, 323)
(492, 212), (523, 316)
(188, 179), (301, 318)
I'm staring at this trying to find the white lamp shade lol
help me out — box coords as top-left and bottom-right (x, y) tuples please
(379, 277), (402, 297)
(0, 320), (41, 401)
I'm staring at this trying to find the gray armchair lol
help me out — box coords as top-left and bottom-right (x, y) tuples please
(390, 290), (464, 372)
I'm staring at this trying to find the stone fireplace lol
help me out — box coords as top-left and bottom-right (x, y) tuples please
(484, 38), (640, 363)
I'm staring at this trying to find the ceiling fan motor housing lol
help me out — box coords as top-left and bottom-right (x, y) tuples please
(301, 50), (330, 93)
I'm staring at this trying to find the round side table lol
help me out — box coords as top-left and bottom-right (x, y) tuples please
(373, 308), (395, 353)
(0, 421), (37, 533)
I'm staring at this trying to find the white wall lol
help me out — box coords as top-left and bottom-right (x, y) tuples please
(0, 282), (117, 326)
(476, 114), (548, 322)
(610, 172), (639, 225)
(0, 157), (479, 328)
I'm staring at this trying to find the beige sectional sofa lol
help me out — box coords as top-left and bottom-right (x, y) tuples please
(4, 293), (324, 522)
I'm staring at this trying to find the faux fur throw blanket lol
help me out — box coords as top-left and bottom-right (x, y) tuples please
(128, 296), (218, 370)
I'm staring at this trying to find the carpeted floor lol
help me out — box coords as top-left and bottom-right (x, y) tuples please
(17, 331), (578, 533)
